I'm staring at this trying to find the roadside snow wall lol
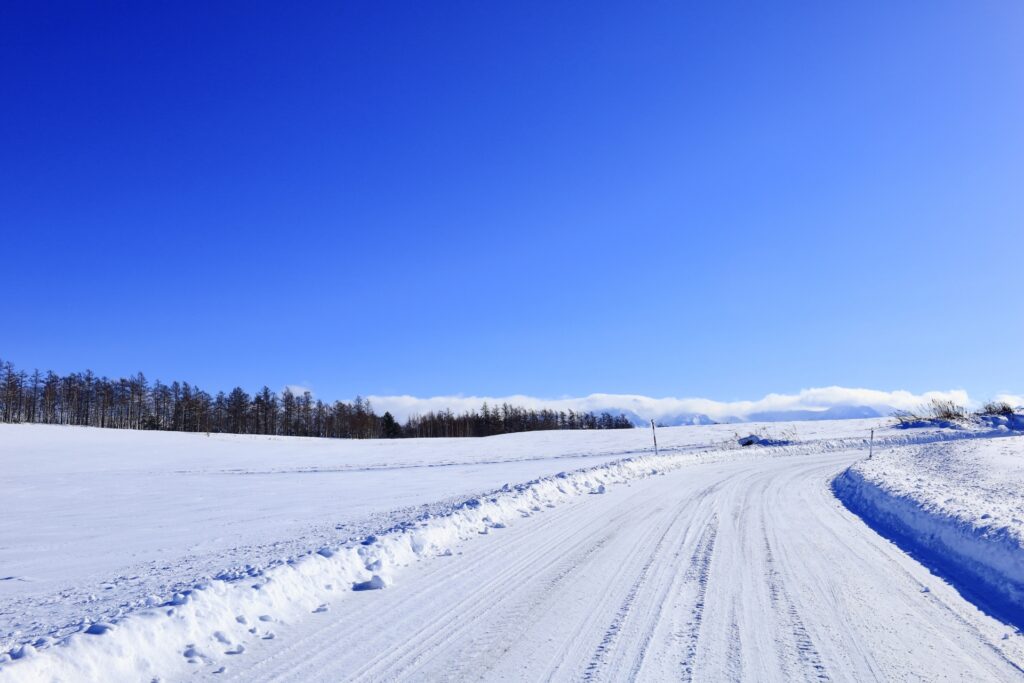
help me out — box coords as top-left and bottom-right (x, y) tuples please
(833, 467), (1024, 621)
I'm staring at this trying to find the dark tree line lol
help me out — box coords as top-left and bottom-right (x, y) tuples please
(0, 359), (634, 439)
(404, 403), (633, 438)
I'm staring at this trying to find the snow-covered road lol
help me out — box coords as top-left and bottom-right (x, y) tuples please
(212, 450), (1024, 682)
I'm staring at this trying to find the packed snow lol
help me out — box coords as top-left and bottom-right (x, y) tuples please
(2, 418), (1024, 680)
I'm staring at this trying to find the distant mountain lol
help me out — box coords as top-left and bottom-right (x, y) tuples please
(610, 410), (717, 428)
(744, 405), (884, 423)
(655, 413), (718, 427)
(606, 404), (884, 427)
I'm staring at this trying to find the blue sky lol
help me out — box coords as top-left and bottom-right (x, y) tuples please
(3, 2), (1023, 403)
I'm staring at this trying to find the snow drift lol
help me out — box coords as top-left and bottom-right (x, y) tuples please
(833, 436), (1024, 626)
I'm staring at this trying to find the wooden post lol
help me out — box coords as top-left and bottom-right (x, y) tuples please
(651, 419), (659, 457)
(869, 428), (874, 459)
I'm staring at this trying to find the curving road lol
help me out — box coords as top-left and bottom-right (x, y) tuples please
(214, 451), (1024, 682)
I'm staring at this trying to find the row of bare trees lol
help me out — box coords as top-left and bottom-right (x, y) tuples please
(403, 403), (633, 438)
(0, 359), (633, 439)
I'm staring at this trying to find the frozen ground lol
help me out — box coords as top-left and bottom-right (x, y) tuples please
(1, 419), (1023, 680)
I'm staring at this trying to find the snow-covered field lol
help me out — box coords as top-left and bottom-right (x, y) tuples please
(2, 419), (1023, 680)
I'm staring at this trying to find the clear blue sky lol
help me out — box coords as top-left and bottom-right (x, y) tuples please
(3, 2), (1022, 402)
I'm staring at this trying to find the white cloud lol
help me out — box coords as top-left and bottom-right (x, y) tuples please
(366, 386), (972, 423)
(995, 393), (1024, 408)
(283, 384), (314, 397)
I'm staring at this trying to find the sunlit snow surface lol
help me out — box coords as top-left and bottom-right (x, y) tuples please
(2, 419), (1023, 680)
(835, 432), (1024, 628)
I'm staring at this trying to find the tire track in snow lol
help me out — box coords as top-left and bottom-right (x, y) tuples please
(581, 517), (677, 681)
(621, 483), (723, 681)
(347, 503), (667, 682)
(581, 483), (722, 682)
(725, 605), (743, 681)
(679, 514), (719, 682)
(417, 531), (614, 681)
(763, 530), (830, 681)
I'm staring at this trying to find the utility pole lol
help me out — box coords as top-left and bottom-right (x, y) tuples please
(868, 428), (874, 459)
(651, 419), (659, 457)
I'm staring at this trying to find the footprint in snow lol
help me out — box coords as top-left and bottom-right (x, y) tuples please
(352, 575), (386, 591)
(313, 604), (329, 613)
(10, 644), (36, 660)
(183, 645), (209, 664)
(224, 644), (245, 655)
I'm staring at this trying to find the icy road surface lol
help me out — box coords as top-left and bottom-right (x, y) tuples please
(212, 451), (1024, 682)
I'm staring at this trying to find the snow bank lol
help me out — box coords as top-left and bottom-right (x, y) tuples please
(0, 447), (729, 681)
(894, 413), (1024, 432)
(833, 436), (1024, 624)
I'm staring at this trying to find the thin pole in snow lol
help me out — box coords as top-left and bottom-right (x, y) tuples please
(651, 419), (659, 457)
(868, 428), (874, 459)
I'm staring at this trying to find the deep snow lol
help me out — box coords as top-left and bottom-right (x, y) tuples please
(2, 418), (1023, 680)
